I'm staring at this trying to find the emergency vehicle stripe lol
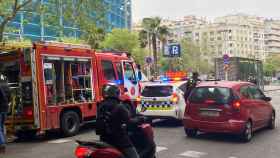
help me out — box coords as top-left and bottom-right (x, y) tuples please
(141, 101), (173, 110)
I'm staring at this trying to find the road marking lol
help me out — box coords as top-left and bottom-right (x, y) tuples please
(156, 146), (168, 152)
(179, 150), (207, 158)
(229, 157), (238, 158)
(47, 139), (72, 144)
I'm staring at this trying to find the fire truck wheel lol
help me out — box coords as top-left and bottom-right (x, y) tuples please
(61, 111), (80, 137)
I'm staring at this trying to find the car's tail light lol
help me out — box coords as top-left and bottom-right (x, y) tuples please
(171, 93), (179, 104)
(232, 100), (241, 111)
(75, 147), (92, 158)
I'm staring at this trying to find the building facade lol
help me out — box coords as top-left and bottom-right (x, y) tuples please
(264, 20), (280, 55)
(4, 0), (132, 41)
(185, 14), (267, 61)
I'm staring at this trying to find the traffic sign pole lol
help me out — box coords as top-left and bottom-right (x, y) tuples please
(223, 54), (230, 81)
(147, 64), (151, 80)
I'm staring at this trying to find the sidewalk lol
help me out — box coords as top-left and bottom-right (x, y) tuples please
(264, 85), (280, 91)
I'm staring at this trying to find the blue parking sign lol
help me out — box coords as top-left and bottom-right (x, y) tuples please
(164, 44), (181, 57)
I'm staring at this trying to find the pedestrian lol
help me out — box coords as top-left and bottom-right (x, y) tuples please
(184, 72), (201, 100)
(96, 83), (140, 158)
(0, 65), (9, 153)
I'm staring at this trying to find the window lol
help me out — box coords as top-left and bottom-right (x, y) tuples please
(179, 82), (187, 92)
(240, 86), (250, 99)
(116, 63), (123, 81)
(124, 62), (136, 82)
(249, 86), (265, 100)
(142, 86), (173, 97)
(189, 87), (232, 104)
(43, 57), (93, 105)
(101, 60), (116, 81)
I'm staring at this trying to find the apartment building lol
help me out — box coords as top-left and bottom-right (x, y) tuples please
(185, 14), (266, 60)
(265, 20), (280, 55)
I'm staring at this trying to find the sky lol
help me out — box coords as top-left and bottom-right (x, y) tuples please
(132, 0), (280, 22)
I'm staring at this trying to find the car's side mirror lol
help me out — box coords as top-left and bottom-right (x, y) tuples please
(263, 96), (272, 102)
(132, 80), (138, 85)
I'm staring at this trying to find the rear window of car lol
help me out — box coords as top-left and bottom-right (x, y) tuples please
(142, 86), (173, 97)
(189, 87), (232, 104)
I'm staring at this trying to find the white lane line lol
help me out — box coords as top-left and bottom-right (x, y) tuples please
(47, 139), (73, 144)
(179, 150), (207, 158)
(229, 157), (238, 158)
(156, 146), (168, 152)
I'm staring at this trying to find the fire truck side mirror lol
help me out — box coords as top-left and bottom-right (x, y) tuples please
(137, 71), (142, 81)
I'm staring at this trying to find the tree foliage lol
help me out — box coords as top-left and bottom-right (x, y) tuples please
(140, 17), (169, 74)
(264, 54), (280, 76)
(0, 0), (34, 42)
(159, 39), (212, 74)
(101, 29), (139, 53)
(101, 28), (148, 65)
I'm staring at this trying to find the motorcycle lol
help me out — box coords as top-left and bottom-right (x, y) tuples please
(75, 116), (156, 158)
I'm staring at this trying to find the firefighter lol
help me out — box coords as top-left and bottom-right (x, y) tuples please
(0, 65), (9, 153)
(96, 83), (140, 158)
(184, 72), (201, 100)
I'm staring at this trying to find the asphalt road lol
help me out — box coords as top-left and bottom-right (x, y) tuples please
(2, 88), (280, 158)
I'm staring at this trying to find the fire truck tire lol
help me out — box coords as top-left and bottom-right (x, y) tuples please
(61, 111), (80, 137)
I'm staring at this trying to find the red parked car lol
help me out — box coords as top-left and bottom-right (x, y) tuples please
(183, 81), (275, 142)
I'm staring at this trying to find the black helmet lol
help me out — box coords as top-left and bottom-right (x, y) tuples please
(192, 72), (199, 78)
(102, 83), (120, 99)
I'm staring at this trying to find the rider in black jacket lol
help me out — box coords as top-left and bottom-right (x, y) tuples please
(96, 83), (140, 158)
(184, 72), (201, 100)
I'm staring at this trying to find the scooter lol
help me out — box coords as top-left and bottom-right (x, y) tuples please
(75, 117), (156, 158)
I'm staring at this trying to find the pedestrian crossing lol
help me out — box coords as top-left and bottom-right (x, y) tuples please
(156, 145), (238, 158)
(179, 150), (207, 158)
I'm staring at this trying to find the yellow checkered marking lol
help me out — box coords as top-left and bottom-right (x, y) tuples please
(141, 101), (173, 110)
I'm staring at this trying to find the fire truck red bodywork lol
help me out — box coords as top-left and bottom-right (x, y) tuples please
(3, 42), (140, 136)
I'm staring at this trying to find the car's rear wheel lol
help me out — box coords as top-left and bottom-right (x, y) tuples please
(268, 111), (276, 129)
(240, 121), (253, 142)
(184, 128), (197, 137)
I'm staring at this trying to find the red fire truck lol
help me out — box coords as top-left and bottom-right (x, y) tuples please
(0, 41), (141, 138)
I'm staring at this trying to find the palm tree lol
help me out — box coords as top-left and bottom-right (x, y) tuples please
(140, 17), (169, 74)
(158, 25), (169, 56)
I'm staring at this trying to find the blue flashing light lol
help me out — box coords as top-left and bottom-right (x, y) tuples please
(114, 80), (124, 85)
(160, 76), (170, 82)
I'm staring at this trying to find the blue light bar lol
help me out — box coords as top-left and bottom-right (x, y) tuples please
(114, 80), (124, 85)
